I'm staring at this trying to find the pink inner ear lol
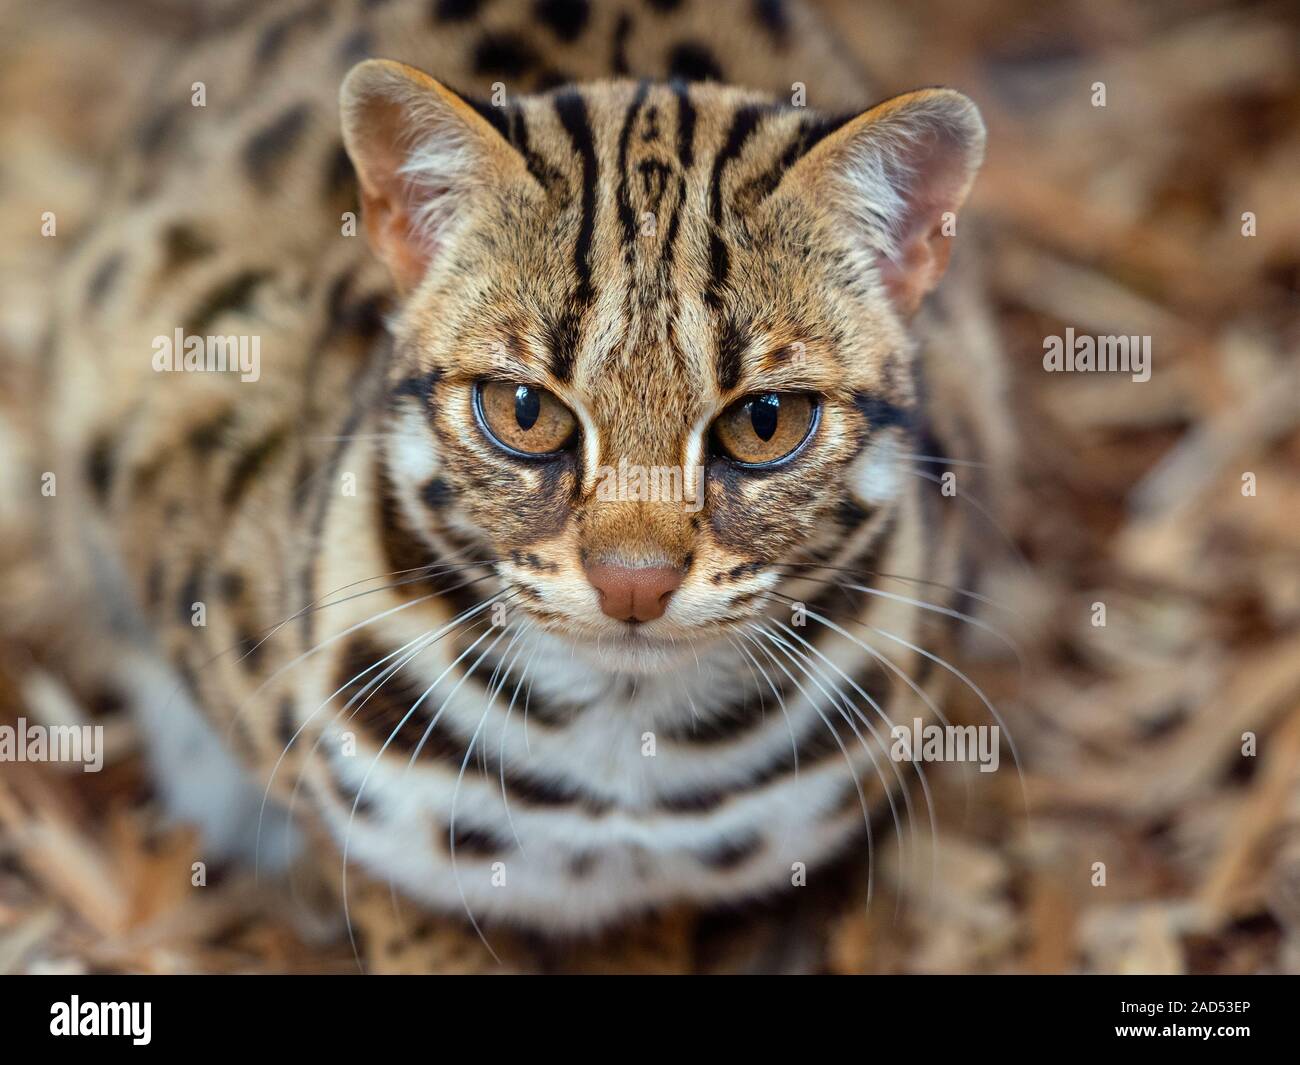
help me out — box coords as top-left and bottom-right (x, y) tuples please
(872, 123), (971, 316)
(347, 83), (477, 292)
(877, 190), (955, 316)
(363, 154), (462, 292)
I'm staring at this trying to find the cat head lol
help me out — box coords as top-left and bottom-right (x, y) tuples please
(340, 60), (983, 671)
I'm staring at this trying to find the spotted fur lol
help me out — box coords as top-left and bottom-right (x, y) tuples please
(45, 0), (1010, 946)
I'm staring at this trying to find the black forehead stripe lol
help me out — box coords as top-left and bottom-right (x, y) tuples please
(507, 105), (563, 192)
(545, 308), (582, 383)
(616, 80), (652, 246)
(663, 172), (686, 266)
(705, 104), (765, 308)
(709, 105), (764, 227)
(854, 394), (912, 431)
(554, 90), (598, 306)
(749, 111), (858, 206)
(715, 316), (750, 392)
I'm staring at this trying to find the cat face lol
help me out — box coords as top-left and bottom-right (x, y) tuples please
(341, 63), (983, 669)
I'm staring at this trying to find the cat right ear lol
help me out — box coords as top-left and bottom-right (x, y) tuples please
(773, 88), (986, 318)
(340, 59), (534, 293)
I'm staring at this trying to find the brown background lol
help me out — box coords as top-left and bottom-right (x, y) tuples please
(0, 0), (1297, 973)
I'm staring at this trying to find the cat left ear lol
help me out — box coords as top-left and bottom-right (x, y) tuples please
(340, 59), (536, 292)
(779, 89), (986, 317)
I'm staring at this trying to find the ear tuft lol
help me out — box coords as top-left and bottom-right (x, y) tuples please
(340, 59), (533, 292)
(787, 88), (986, 316)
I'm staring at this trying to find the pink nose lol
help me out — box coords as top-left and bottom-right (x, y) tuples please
(585, 563), (683, 623)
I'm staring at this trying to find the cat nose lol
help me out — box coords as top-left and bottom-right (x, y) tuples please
(585, 562), (683, 623)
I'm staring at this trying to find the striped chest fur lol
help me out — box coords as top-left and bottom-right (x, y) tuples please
(47, 0), (1002, 933)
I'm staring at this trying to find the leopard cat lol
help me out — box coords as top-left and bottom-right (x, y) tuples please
(42, 0), (1010, 967)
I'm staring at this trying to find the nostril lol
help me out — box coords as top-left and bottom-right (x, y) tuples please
(584, 562), (684, 623)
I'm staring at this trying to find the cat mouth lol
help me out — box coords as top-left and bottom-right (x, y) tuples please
(551, 620), (718, 671)
(585, 637), (700, 673)
(511, 600), (729, 668)
(576, 623), (691, 651)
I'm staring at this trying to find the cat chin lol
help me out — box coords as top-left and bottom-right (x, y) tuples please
(561, 627), (717, 675)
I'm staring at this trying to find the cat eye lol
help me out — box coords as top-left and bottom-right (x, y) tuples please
(712, 392), (819, 467)
(474, 381), (577, 457)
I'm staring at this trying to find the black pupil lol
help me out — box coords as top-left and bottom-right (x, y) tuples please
(514, 386), (541, 431)
(749, 393), (780, 442)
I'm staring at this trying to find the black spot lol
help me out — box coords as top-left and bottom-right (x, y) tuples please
(244, 104), (312, 189)
(161, 224), (215, 272)
(834, 498), (873, 528)
(642, 105), (661, 143)
(137, 105), (179, 157)
(184, 270), (270, 334)
(646, 0), (683, 11)
(325, 272), (388, 341)
(729, 559), (767, 582)
(431, 0), (482, 21)
(329, 766), (376, 815)
(223, 429), (288, 509)
(611, 12), (632, 75)
(667, 41), (724, 82)
(236, 629), (264, 671)
(473, 32), (539, 77)
(178, 566), (202, 625)
(422, 477), (454, 509)
(673, 80), (696, 168)
(87, 687), (126, 719)
(256, 13), (295, 64)
(337, 28), (372, 66)
(568, 851), (597, 878)
(84, 434), (115, 504)
(186, 409), (235, 454)
(752, 0), (789, 43)
(532, 68), (572, 92)
(322, 141), (357, 205)
(342, 292), (386, 340)
(533, 0), (589, 41)
(508, 550), (558, 573)
(390, 368), (441, 404)
(914, 420), (951, 477)
(853, 394), (911, 432)
(694, 833), (762, 870)
(218, 571), (246, 602)
(86, 252), (125, 308)
(146, 562), (165, 610)
(254, 1), (330, 66)
(443, 821), (513, 857)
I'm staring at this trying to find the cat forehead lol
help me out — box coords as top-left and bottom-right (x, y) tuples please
(503, 79), (853, 223)
(418, 82), (895, 398)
